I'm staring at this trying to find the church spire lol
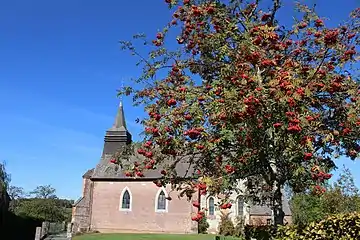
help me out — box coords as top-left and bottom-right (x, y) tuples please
(109, 101), (127, 131)
(102, 100), (132, 156)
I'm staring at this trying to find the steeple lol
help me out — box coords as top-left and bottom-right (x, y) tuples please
(109, 101), (127, 131)
(102, 100), (132, 156)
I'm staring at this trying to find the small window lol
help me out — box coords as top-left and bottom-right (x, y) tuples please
(267, 219), (272, 225)
(157, 191), (166, 210)
(209, 197), (215, 216)
(237, 196), (244, 216)
(121, 190), (131, 209)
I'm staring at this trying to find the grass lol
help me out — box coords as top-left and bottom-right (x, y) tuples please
(73, 233), (241, 240)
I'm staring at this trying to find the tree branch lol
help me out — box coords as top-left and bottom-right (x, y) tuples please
(270, 0), (281, 24)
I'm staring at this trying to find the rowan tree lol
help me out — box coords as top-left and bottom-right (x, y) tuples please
(116, 0), (360, 226)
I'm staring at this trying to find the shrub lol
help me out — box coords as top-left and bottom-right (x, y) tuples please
(233, 216), (245, 237)
(218, 211), (235, 236)
(275, 212), (360, 240)
(198, 214), (210, 234)
(244, 225), (275, 240)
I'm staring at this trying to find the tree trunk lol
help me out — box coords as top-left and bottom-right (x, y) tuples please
(272, 181), (285, 226)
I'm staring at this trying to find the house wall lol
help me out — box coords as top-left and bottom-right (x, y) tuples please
(90, 181), (198, 234)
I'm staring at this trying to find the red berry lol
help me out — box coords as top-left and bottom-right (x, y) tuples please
(145, 152), (153, 158)
(167, 98), (177, 106)
(192, 201), (200, 208)
(156, 32), (163, 39)
(304, 152), (313, 160)
(184, 114), (192, 120)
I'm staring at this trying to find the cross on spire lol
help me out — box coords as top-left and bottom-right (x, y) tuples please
(119, 78), (124, 106)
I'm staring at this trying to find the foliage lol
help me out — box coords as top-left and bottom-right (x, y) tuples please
(14, 198), (67, 222)
(275, 212), (360, 240)
(8, 185), (26, 212)
(30, 184), (57, 199)
(218, 211), (235, 236)
(198, 213), (210, 234)
(291, 167), (360, 226)
(244, 225), (275, 240)
(117, 0), (360, 225)
(233, 216), (245, 237)
(10, 185), (73, 222)
(290, 193), (325, 226)
(0, 162), (11, 191)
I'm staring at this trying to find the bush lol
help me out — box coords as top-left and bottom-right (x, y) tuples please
(244, 225), (275, 240)
(218, 211), (235, 236)
(233, 216), (245, 237)
(275, 212), (360, 240)
(198, 214), (210, 234)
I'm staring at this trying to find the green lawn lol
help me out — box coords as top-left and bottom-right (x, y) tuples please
(73, 233), (240, 240)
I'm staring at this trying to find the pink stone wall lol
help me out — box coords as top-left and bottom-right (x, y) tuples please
(90, 181), (198, 233)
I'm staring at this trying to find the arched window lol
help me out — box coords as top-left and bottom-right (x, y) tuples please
(119, 187), (132, 211)
(155, 188), (168, 212)
(122, 190), (131, 209)
(208, 197), (215, 216)
(157, 191), (166, 210)
(237, 196), (244, 216)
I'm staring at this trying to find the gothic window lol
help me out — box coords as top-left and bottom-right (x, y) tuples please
(208, 197), (215, 216)
(120, 188), (131, 210)
(237, 196), (244, 216)
(157, 190), (166, 210)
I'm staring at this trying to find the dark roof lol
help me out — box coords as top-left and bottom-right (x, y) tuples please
(91, 151), (195, 180)
(82, 168), (94, 179)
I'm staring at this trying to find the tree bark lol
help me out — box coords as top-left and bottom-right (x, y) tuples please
(272, 181), (285, 226)
(268, 157), (285, 226)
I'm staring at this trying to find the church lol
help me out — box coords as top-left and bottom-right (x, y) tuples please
(71, 101), (292, 234)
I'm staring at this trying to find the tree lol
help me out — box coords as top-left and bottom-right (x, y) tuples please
(116, 0), (360, 226)
(30, 185), (57, 199)
(322, 166), (360, 215)
(14, 198), (66, 222)
(8, 186), (26, 201)
(290, 192), (325, 227)
(0, 162), (10, 228)
(13, 185), (73, 222)
(291, 167), (360, 226)
(0, 162), (11, 191)
(8, 186), (26, 212)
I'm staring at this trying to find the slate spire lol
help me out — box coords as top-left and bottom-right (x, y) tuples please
(102, 100), (132, 156)
(109, 101), (127, 131)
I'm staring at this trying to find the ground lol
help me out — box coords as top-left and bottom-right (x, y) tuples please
(72, 233), (240, 240)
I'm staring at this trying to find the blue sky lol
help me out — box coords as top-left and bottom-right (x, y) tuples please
(0, 0), (359, 200)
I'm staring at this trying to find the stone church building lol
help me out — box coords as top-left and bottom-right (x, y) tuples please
(72, 102), (291, 234)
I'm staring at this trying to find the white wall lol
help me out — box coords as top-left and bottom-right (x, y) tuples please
(200, 180), (250, 234)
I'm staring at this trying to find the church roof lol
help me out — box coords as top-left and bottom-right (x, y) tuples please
(82, 168), (94, 179)
(91, 151), (196, 180)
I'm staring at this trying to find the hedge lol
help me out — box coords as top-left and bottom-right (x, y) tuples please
(275, 212), (360, 240)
